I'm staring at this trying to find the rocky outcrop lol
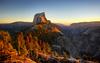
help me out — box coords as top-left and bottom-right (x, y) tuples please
(33, 12), (49, 25)
(32, 12), (70, 58)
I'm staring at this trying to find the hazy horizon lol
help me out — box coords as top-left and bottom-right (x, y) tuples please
(0, 0), (100, 25)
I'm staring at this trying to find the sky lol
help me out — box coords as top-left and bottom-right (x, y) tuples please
(0, 0), (100, 25)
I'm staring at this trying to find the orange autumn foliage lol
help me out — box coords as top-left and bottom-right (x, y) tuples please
(0, 31), (36, 63)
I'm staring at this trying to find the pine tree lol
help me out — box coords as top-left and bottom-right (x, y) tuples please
(17, 32), (28, 56)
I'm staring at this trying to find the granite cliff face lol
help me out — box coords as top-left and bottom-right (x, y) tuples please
(69, 26), (100, 60)
(31, 12), (69, 57)
(33, 12), (49, 25)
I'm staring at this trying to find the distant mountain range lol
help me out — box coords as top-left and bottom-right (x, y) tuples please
(0, 21), (100, 32)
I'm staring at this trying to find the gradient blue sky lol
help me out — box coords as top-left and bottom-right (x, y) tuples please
(0, 0), (100, 24)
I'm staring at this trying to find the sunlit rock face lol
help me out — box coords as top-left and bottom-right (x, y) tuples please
(32, 12), (62, 33)
(33, 12), (49, 25)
